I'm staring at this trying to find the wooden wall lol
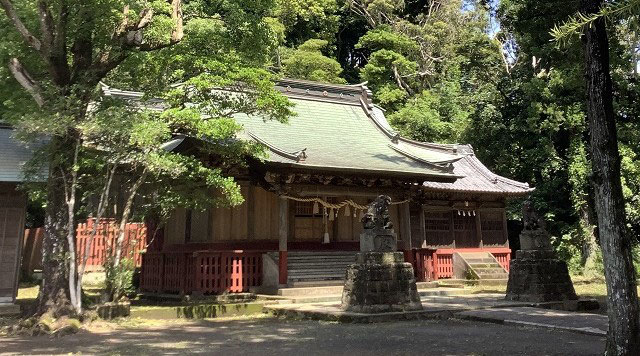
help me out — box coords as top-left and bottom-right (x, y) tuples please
(163, 184), (407, 247)
(0, 183), (25, 304)
(419, 203), (508, 249)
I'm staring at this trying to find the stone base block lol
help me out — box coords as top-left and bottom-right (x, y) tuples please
(0, 303), (20, 316)
(505, 253), (578, 302)
(360, 230), (397, 252)
(519, 230), (553, 250)
(341, 252), (422, 313)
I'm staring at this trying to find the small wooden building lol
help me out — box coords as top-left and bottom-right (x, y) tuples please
(109, 80), (532, 295)
(0, 127), (31, 310)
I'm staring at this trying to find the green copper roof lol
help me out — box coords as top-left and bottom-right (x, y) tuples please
(102, 79), (532, 195)
(234, 96), (462, 178)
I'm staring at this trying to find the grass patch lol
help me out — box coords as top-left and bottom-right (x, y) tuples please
(89, 312), (273, 331)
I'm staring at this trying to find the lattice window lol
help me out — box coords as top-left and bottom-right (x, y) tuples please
(480, 210), (506, 246)
(453, 212), (478, 248)
(424, 211), (453, 247)
(481, 211), (504, 231)
(424, 211), (450, 231)
(453, 213), (475, 231)
(295, 201), (315, 216)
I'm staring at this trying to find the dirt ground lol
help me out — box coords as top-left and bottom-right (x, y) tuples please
(1, 316), (604, 355)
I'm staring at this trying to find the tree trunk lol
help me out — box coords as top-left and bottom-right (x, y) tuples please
(113, 170), (147, 268)
(36, 137), (73, 316)
(580, 200), (599, 272)
(581, 0), (640, 354)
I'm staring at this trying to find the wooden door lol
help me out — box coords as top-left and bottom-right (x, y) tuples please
(0, 207), (25, 303)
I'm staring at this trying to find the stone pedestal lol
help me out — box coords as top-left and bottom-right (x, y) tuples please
(519, 230), (553, 250)
(341, 252), (422, 313)
(505, 249), (578, 302)
(360, 228), (397, 252)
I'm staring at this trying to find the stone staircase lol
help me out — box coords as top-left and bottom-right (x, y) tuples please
(453, 252), (509, 286)
(287, 251), (358, 285)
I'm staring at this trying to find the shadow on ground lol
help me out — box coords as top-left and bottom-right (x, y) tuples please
(1, 316), (604, 355)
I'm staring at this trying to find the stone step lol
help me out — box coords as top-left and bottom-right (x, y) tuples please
(288, 252), (357, 257)
(289, 280), (344, 287)
(415, 281), (439, 289)
(475, 273), (508, 280)
(289, 275), (344, 281)
(477, 279), (509, 287)
(276, 295), (344, 304)
(464, 258), (497, 263)
(278, 285), (344, 296)
(418, 288), (472, 297)
(468, 263), (503, 269)
(288, 273), (343, 277)
(0, 303), (20, 316)
(287, 260), (355, 267)
(472, 267), (507, 274)
(287, 256), (356, 261)
(276, 286), (471, 303)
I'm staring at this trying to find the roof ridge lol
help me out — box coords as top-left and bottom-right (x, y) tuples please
(387, 144), (453, 172)
(465, 155), (531, 189)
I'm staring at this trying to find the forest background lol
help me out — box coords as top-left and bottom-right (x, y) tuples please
(269, 0), (640, 275)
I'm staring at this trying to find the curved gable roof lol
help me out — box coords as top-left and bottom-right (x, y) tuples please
(102, 79), (532, 195)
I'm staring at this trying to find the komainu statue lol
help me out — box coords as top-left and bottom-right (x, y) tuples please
(361, 195), (393, 230)
(522, 200), (546, 231)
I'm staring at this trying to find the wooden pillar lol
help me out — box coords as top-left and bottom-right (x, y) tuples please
(401, 202), (414, 265)
(247, 185), (255, 239)
(449, 209), (456, 249)
(278, 197), (289, 285)
(502, 208), (510, 248)
(419, 205), (426, 248)
(475, 210), (483, 249)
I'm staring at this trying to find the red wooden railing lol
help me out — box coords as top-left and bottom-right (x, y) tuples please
(412, 247), (511, 281)
(140, 250), (263, 295)
(75, 218), (147, 268)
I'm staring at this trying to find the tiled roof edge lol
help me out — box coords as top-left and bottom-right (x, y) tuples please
(248, 131), (307, 162)
(387, 144), (454, 172)
(465, 155), (532, 190)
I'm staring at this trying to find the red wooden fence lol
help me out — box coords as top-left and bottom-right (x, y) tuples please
(76, 218), (147, 268)
(139, 250), (263, 295)
(22, 219), (147, 276)
(413, 247), (511, 281)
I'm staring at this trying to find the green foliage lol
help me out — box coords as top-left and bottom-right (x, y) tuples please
(551, 0), (640, 44)
(388, 83), (470, 143)
(356, 25), (418, 54)
(104, 256), (136, 302)
(282, 39), (346, 83)
(274, 0), (339, 45)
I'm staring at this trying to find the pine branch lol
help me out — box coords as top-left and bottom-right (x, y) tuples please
(551, 0), (640, 43)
